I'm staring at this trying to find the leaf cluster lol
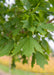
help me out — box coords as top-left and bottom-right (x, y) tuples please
(0, 0), (54, 68)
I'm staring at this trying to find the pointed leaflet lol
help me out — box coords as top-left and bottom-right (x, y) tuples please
(28, 26), (36, 33)
(0, 40), (14, 56)
(41, 38), (51, 54)
(36, 52), (48, 68)
(13, 37), (35, 57)
(22, 37), (43, 56)
(22, 20), (30, 29)
(13, 38), (26, 56)
(40, 23), (54, 32)
(22, 15), (35, 33)
(22, 37), (35, 57)
(47, 33), (53, 40)
(34, 40), (43, 54)
(37, 26), (47, 35)
(13, 37), (43, 57)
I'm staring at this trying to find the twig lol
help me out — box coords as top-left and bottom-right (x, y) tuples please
(47, 18), (54, 23)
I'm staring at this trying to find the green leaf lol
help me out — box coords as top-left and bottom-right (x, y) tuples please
(34, 40), (43, 54)
(29, 0), (40, 7)
(41, 38), (51, 54)
(12, 28), (20, 37)
(15, 0), (23, 8)
(36, 52), (48, 68)
(50, 7), (54, 12)
(0, 39), (7, 46)
(31, 53), (36, 67)
(13, 37), (35, 57)
(49, 0), (54, 6)
(20, 0), (31, 10)
(47, 33), (53, 40)
(37, 26), (47, 35)
(11, 56), (16, 69)
(22, 20), (35, 33)
(22, 55), (28, 64)
(0, 40), (14, 56)
(22, 20), (30, 29)
(0, 0), (54, 68)
(28, 26), (36, 33)
(40, 23), (54, 32)
(13, 37), (43, 57)
(32, 2), (40, 13)
(22, 15), (36, 33)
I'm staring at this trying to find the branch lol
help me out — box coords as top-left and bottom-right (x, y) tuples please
(47, 18), (54, 23)
(20, 18), (54, 34)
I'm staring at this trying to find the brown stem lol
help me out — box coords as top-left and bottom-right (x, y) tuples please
(47, 18), (54, 23)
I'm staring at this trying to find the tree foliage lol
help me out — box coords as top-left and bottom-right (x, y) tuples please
(0, 0), (54, 68)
